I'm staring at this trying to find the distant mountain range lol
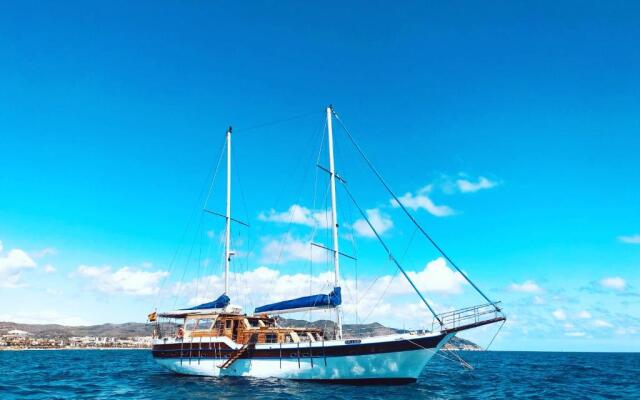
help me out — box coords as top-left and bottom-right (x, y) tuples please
(0, 320), (481, 350)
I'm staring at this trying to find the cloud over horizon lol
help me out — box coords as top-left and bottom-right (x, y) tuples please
(0, 241), (37, 288)
(74, 265), (168, 296)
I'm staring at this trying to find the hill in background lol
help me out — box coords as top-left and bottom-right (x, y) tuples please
(0, 320), (481, 350)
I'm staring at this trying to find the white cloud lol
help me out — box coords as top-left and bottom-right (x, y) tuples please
(615, 327), (638, 336)
(391, 186), (455, 217)
(175, 265), (336, 308)
(563, 323), (574, 330)
(0, 242), (37, 288)
(456, 176), (498, 193)
(552, 309), (567, 320)
(258, 204), (331, 229)
(533, 296), (545, 305)
(397, 257), (467, 295)
(260, 234), (324, 264)
(577, 310), (592, 319)
(74, 265), (168, 296)
(599, 276), (626, 291)
(618, 234), (640, 244)
(173, 257), (463, 328)
(592, 319), (613, 328)
(43, 264), (56, 273)
(32, 247), (58, 258)
(352, 208), (393, 238)
(565, 331), (586, 337)
(508, 280), (543, 293)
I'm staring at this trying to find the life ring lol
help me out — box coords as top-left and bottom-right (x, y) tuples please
(177, 328), (184, 338)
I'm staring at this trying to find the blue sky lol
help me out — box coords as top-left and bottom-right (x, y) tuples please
(1, 1), (639, 351)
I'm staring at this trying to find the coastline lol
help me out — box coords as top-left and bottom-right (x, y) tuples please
(1, 347), (149, 351)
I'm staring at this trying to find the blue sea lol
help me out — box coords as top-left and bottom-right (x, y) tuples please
(1, 350), (638, 399)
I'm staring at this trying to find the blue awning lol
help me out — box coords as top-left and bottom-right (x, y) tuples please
(181, 293), (230, 310)
(254, 287), (341, 314)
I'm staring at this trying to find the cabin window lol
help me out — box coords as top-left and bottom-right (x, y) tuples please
(184, 319), (197, 331)
(225, 320), (232, 329)
(265, 333), (277, 343)
(196, 319), (214, 330)
(248, 319), (261, 327)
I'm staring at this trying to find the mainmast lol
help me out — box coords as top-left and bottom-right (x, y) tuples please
(326, 106), (343, 340)
(224, 126), (232, 294)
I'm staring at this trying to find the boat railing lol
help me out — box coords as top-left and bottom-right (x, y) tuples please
(433, 302), (505, 332)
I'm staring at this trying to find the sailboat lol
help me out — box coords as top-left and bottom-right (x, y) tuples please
(149, 106), (506, 383)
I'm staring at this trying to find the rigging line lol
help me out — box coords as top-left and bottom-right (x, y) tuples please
(355, 228), (413, 326)
(355, 224), (417, 316)
(203, 135), (228, 210)
(249, 112), (325, 288)
(233, 137), (253, 231)
(360, 270), (399, 326)
(406, 336), (474, 370)
(438, 348), (474, 370)
(356, 225), (419, 326)
(341, 190), (360, 327)
(340, 182), (443, 325)
(199, 223), (219, 303)
(485, 319), (506, 351)
(234, 110), (319, 133)
(154, 136), (227, 309)
(273, 118), (326, 268)
(194, 221), (205, 302)
(231, 138), (254, 308)
(405, 337), (473, 370)
(172, 212), (206, 310)
(307, 120), (326, 301)
(332, 111), (498, 311)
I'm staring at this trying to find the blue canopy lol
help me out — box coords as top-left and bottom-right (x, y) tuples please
(182, 293), (230, 310)
(254, 287), (341, 314)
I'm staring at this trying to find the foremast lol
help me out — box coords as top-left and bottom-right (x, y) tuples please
(224, 126), (232, 294)
(326, 106), (342, 340)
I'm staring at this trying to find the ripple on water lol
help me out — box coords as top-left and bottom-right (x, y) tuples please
(1, 350), (639, 399)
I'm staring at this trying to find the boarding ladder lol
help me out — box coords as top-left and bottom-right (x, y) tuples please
(218, 344), (250, 369)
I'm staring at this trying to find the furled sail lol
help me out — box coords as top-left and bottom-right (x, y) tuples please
(182, 293), (230, 310)
(254, 287), (341, 314)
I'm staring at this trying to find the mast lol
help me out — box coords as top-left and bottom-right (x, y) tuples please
(326, 106), (342, 340)
(224, 126), (232, 294)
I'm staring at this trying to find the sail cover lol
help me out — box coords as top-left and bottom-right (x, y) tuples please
(182, 293), (230, 310)
(254, 287), (341, 314)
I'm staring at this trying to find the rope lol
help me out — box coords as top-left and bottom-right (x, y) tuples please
(234, 110), (319, 133)
(340, 182), (442, 325)
(332, 110), (499, 312)
(485, 319), (506, 351)
(405, 337), (473, 370)
(154, 136), (227, 309)
(440, 347), (474, 370)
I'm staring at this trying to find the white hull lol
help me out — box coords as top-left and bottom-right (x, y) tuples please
(153, 333), (454, 382)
